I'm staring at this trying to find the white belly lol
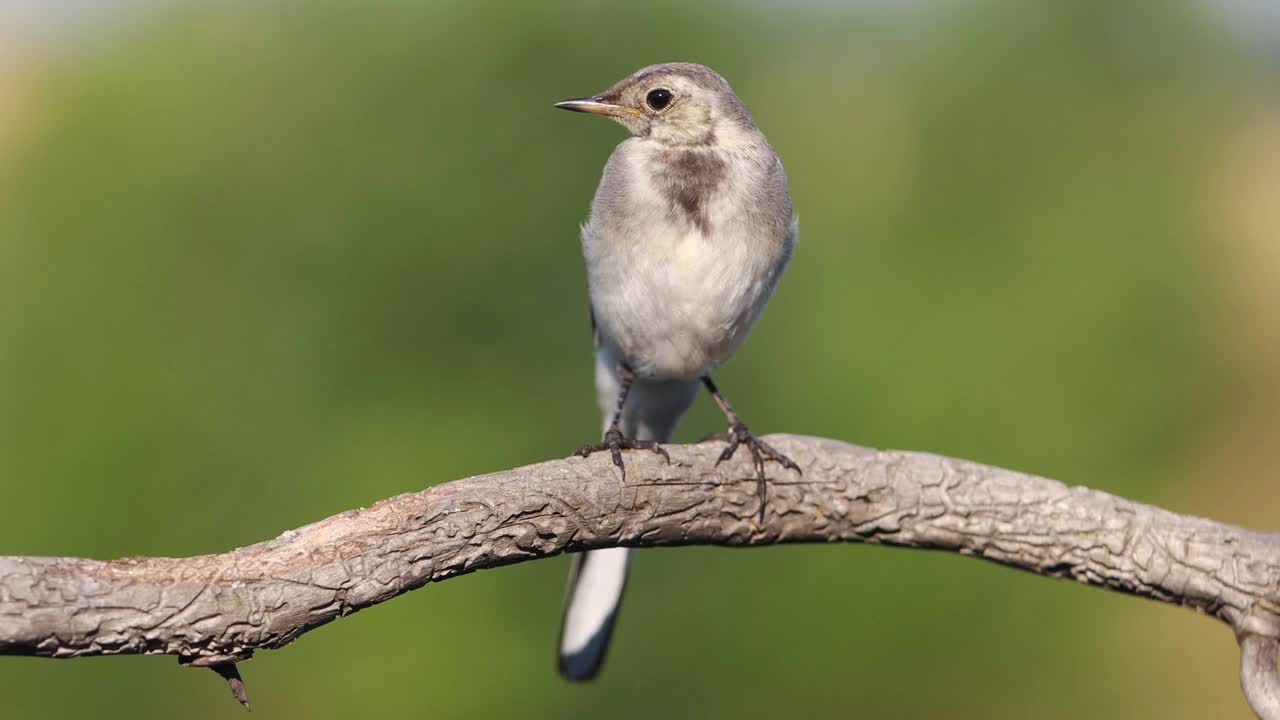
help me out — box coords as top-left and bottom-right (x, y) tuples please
(587, 221), (779, 381)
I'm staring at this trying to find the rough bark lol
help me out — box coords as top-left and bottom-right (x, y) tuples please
(1, 435), (1277, 715)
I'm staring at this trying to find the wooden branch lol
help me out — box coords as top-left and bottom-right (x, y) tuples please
(2, 435), (1278, 716)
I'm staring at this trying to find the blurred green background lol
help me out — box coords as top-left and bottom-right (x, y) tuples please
(2, 0), (1278, 718)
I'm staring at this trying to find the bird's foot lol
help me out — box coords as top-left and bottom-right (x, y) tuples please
(706, 422), (801, 521)
(573, 428), (670, 482)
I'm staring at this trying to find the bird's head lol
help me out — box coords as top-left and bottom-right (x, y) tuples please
(555, 63), (754, 146)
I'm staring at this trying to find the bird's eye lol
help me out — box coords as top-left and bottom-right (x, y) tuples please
(646, 88), (672, 111)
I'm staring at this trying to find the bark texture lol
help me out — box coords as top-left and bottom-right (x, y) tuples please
(1, 435), (1277, 715)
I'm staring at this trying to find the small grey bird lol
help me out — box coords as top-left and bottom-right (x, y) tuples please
(554, 63), (798, 681)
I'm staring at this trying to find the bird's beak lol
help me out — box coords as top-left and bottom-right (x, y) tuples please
(554, 96), (641, 117)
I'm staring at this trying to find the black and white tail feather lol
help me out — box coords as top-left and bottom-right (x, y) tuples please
(557, 353), (698, 681)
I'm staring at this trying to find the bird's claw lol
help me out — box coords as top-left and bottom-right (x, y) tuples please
(573, 428), (669, 482)
(713, 423), (800, 473)
(711, 422), (801, 521)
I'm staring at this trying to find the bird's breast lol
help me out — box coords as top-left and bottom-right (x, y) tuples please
(649, 148), (727, 236)
(582, 135), (792, 381)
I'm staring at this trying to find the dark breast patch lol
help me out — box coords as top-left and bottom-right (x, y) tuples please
(654, 149), (726, 236)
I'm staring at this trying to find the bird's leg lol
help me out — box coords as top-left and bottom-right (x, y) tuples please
(700, 376), (801, 521)
(573, 364), (669, 482)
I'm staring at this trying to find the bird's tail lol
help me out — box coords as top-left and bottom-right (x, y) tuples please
(558, 354), (698, 681)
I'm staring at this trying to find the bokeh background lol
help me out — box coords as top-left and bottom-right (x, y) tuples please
(2, 0), (1278, 718)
